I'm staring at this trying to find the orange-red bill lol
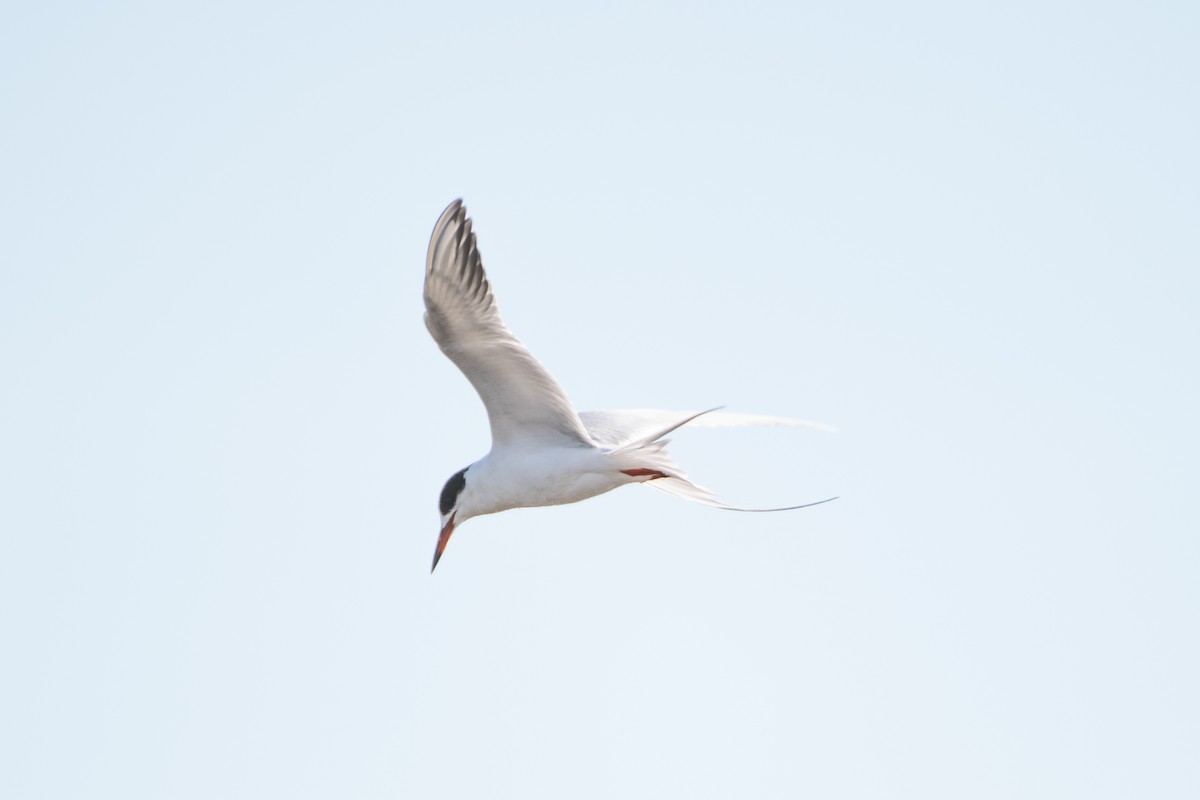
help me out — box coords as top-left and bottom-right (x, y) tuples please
(431, 512), (456, 573)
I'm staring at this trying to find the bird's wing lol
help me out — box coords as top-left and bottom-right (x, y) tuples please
(424, 200), (592, 448)
(578, 408), (835, 450)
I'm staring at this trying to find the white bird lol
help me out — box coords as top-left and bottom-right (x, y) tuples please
(425, 199), (835, 571)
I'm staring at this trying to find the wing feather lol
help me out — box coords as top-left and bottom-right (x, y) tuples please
(579, 408), (834, 450)
(424, 200), (591, 447)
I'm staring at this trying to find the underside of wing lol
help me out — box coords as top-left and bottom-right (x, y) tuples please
(424, 200), (591, 447)
(579, 408), (835, 450)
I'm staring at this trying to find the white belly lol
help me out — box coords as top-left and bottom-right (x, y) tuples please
(469, 445), (628, 516)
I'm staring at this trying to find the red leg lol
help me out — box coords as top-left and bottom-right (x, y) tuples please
(621, 468), (667, 479)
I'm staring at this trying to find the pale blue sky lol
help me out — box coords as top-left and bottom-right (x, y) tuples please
(2, 2), (1197, 798)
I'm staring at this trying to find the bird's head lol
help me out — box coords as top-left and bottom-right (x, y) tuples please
(432, 465), (472, 572)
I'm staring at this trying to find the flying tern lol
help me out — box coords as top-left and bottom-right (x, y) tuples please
(425, 199), (835, 571)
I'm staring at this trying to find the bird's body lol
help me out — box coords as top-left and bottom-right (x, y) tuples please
(423, 199), (834, 570)
(455, 445), (638, 517)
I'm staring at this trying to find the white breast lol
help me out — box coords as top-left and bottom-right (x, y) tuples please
(467, 445), (628, 517)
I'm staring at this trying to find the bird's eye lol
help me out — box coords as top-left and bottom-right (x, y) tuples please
(439, 467), (468, 515)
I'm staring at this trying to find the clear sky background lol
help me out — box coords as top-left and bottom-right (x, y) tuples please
(2, 2), (1197, 798)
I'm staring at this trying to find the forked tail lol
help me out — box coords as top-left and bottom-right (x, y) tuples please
(606, 409), (838, 512)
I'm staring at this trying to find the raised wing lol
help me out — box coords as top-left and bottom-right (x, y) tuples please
(424, 200), (591, 448)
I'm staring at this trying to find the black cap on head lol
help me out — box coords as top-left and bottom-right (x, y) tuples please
(439, 467), (468, 516)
